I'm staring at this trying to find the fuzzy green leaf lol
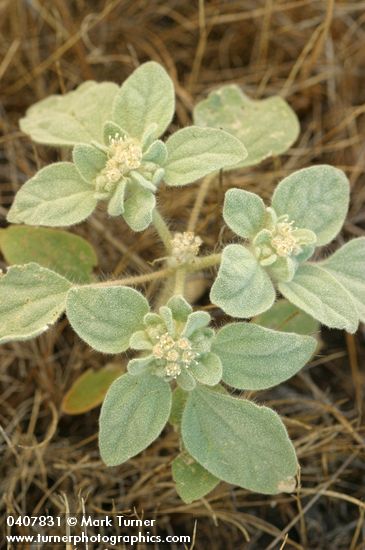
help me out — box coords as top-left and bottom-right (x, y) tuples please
(210, 244), (275, 318)
(279, 264), (359, 333)
(112, 62), (175, 140)
(20, 81), (119, 146)
(61, 363), (124, 415)
(182, 387), (298, 494)
(193, 84), (299, 168)
(0, 226), (97, 283)
(320, 238), (365, 323)
(66, 286), (149, 353)
(164, 126), (247, 186)
(7, 163), (97, 227)
(172, 452), (219, 503)
(212, 322), (316, 390)
(223, 188), (266, 238)
(123, 183), (156, 231)
(99, 373), (172, 466)
(73, 144), (107, 183)
(0, 263), (71, 344)
(271, 165), (349, 246)
(254, 300), (320, 335)
(166, 295), (193, 322)
(190, 353), (223, 386)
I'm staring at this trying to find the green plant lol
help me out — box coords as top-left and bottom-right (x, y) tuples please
(2, 61), (364, 503)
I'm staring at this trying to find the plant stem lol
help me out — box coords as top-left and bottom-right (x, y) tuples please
(174, 267), (186, 296)
(187, 173), (216, 232)
(188, 253), (221, 272)
(152, 208), (173, 252)
(84, 254), (221, 289)
(95, 267), (173, 287)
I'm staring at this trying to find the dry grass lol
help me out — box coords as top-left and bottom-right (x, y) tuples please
(1, 1), (365, 548)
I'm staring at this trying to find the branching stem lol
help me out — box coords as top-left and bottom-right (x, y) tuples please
(152, 208), (173, 252)
(91, 253), (221, 289)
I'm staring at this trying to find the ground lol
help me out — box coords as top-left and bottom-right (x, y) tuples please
(0, 1), (365, 549)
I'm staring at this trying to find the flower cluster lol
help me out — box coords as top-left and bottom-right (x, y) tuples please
(252, 207), (317, 280)
(169, 232), (202, 266)
(127, 295), (222, 391)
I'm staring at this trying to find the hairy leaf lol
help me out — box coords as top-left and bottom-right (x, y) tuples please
(279, 264), (359, 333)
(20, 81), (119, 146)
(0, 263), (71, 344)
(193, 84), (299, 168)
(7, 163), (97, 227)
(210, 244), (275, 318)
(99, 373), (172, 466)
(223, 188), (266, 238)
(112, 62), (175, 140)
(123, 183), (156, 231)
(320, 238), (365, 323)
(66, 286), (149, 353)
(164, 126), (247, 186)
(182, 387), (298, 494)
(212, 322), (316, 390)
(272, 165), (349, 246)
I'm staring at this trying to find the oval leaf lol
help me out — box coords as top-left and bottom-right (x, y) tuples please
(99, 373), (172, 466)
(0, 226), (97, 283)
(210, 244), (275, 318)
(164, 126), (247, 186)
(223, 188), (266, 239)
(212, 322), (316, 390)
(20, 81), (119, 147)
(0, 263), (71, 344)
(193, 84), (299, 168)
(62, 363), (124, 415)
(66, 286), (149, 353)
(271, 165), (349, 246)
(320, 238), (365, 323)
(182, 387), (298, 494)
(172, 452), (219, 504)
(7, 163), (97, 227)
(112, 62), (175, 140)
(278, 263), (359, 333)
(123, 183), (156, 232)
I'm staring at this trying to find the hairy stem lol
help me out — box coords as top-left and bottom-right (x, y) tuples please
(188, 253), (221, 271)
(152, 208), (173, 252)
(174, 267), (187, 296)
(95, 267), (173, 287)
(86, 254), (221, 290)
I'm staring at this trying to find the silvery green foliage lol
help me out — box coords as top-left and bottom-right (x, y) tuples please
(11, 62), (246, 231)
(99, 373), (172, 467)
(66, 285), (150, 354)
(211, 165), (364, 332)
(19, 81), (119, 147)
(5, 63), (359, 501)
(128, 295), (222, 390)
(193, 84), (299, 168)
(96, 293), (315, 475)
(182, 387), (298, 494)
(212, 322), (316, 390)
(0, 263), (71, 344)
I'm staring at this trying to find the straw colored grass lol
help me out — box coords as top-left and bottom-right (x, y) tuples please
(0, 1), (364, 548)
